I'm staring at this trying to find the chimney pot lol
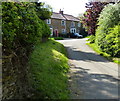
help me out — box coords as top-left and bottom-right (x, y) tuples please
(59, 9), (64, 15)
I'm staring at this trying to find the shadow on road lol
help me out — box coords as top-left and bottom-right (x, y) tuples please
(68, 66), (119, 99)
(66, 46), (119, 99)
(66, 47), (109, 63)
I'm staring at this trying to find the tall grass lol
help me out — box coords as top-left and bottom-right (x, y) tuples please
(28, 39), (70, 99)
(86, 43), (120, 64)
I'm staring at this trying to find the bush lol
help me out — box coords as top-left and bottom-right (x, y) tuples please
(95, 3), (120, 57)
(105, 25), (120, 57)
(3, 2), (51, 50)
(2, 2), (51, 99)
(88, 35), (95, 43)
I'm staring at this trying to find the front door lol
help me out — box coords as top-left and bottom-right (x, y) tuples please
(54, 29), (58, 37)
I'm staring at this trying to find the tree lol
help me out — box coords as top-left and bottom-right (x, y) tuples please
(95, 3), (120, 57)
(35, 2), (52, 20)
(82, 2), (108, 35)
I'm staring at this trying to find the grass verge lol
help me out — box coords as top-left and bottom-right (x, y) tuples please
(50, 37), (64, 40)
(86, 42), (120, 64)
(85, 35), (91, 38)
(28, 39), (70, 99)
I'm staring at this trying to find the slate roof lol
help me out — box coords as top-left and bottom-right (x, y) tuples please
(63, 14), (80, 22)
(51, 12), (66, 20)
(51, 12), (80, 22)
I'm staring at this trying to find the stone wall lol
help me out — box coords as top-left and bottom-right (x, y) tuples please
(2, 52), (32, 99)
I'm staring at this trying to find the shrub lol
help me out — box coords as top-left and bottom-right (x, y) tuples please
(2, 2), (51, 54)
(41, 21), (51, 38)
(2, 2), (51, 99)
(2, 3), (42, 51)
(88, 35), (95, 43)
(105, 25), (120, 57)
(95, 3), (120, 57)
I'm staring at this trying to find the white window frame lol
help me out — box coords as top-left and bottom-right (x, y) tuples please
(61, 20), (66, 26)
(70, 28), (76, 33)
(78, 22), (81, 27)
(50, 28), (53, 36)
(47, 19), (51, 24)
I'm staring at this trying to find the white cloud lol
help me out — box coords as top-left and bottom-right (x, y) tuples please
(39, 0), (88, 17)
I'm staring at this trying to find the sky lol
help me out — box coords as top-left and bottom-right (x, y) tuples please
(39, 0), (89, 17)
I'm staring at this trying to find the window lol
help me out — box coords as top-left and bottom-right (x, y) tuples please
(62, 29), (66, 34)
(71, 21), (75, 27)
(78, 22), (81, 27)
(47, 19), (51, 24)
(61, 20), (66, 26)
(70, 28), (76, 33)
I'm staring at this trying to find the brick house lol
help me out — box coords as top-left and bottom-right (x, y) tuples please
(45, 10), (81, 37)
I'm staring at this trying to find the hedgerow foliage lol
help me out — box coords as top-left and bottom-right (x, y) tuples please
(88, 35), (95, 43)
(82, 2), (108, 35)
(105, 25), (120, 57)
(2, 2), (51, 99)
(95, 3), (120, 57)
(2, 2), (51, 55)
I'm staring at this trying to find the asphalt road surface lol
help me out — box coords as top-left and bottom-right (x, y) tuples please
(57, 38), (119, 99)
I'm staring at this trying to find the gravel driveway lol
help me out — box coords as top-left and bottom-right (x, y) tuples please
(57, 38), (119, 99)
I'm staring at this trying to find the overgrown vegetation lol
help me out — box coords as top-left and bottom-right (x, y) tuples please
(2, 2), (51, 54)
(87, 43), (120, 64)
(87, 35), (95, 43)
(86, 3), (120, 64)
(95, 3), (120, 57)
(29, 39), (70, 99)
(2, 2), (52, 99)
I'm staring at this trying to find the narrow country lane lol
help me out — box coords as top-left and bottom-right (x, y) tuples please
(57, 38), (119, 99)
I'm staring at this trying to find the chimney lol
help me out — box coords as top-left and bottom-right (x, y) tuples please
(59, 9), (64, 15)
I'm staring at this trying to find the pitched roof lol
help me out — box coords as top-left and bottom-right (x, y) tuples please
(51, 12), (66, 20)
(63, 14), (80, 22)
(51, 12), (80, 22)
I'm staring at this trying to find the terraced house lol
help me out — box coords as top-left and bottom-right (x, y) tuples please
(46, 10), (81, 37)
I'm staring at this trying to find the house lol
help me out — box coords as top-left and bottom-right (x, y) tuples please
(45, 10), (81, 37)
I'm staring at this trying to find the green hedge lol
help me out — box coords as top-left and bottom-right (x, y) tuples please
(105, 25), (120, 57)
(2, 2), (51, 99)
(2, 2), (51, 53)
(95, 3), (120, 57)
(87, 35), (95, 43)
